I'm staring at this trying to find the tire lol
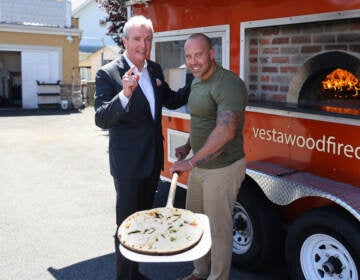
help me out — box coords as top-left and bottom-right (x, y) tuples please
(285, 206), (360, 280)
(232, 175), (284, 270)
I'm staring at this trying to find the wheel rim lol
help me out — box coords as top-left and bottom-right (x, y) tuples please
(232, 202), (253, 254)
(300, 233), (358, 279)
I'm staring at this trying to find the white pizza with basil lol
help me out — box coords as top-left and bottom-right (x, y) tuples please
(118, 207), (203, 255)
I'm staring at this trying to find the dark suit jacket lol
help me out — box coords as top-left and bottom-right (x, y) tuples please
(94, 56), (190, 180)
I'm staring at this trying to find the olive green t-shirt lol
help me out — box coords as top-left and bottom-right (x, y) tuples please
(188, 66), (248, 169)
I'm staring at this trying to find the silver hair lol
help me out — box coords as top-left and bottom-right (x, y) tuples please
(123, 15), (154, 39)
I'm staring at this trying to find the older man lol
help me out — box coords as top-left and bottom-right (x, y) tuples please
(94, 15), (190, 280)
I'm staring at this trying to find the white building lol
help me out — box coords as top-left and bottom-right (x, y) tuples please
(72, 0), (116, 53)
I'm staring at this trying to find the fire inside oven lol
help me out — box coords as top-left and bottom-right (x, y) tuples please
(319, 68), (360, 115)
(321, 68), (360, 99)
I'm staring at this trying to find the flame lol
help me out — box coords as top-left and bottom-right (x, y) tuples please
(320, 105), (360, 116)
(321, 68), (359, 98)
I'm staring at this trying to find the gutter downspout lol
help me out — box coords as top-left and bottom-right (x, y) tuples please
(127, 5), (132, 19)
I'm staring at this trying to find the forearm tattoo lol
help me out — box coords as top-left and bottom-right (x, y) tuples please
(194, 147), (224, 166)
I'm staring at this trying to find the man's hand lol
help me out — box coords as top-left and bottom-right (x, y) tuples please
(170, 144), (193, 176)
(170, 159), (193, 176)
(175, 143), (191, 160)
(122, 66), (140, 98)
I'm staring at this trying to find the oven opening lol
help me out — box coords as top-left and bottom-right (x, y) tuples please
(288, 51), (360, 117)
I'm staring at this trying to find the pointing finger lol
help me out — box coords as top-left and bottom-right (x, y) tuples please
(126, 66), (136, 76)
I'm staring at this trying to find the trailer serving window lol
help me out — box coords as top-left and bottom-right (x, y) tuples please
(151, 25), (229, 94)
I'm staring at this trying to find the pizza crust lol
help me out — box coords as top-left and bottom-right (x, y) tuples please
(118, 207), (204, 255)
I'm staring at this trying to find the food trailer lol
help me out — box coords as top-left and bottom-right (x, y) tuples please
(131, 1), (360, 278)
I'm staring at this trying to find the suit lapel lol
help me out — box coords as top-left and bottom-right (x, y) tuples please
(117, 56), (129, 77)
(147, 61), (161, 121)
(135, 86), (153, 119)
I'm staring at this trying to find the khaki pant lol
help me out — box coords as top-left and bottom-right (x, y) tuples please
(186, 158), (246, 280)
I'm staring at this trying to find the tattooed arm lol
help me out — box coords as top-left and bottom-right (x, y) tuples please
(170, 110), (243, 174)
(192, 110), (242, 166)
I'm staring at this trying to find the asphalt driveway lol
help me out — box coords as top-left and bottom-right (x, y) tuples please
(0, 107), (288, 280)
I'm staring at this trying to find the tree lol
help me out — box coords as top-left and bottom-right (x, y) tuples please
(96, 0), (127, 47)
(96, 0), (151, 47)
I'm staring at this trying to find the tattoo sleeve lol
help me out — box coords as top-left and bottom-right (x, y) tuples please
(192, 110), (242, 166)
(217, 110), (241, 126)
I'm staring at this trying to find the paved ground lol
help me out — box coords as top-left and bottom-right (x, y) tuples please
(0, 107), (289, 280)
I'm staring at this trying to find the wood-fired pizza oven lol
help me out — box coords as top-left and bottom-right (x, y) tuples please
(243, 11), (360, 116)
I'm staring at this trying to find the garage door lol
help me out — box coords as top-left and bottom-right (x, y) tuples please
(22, 50), (60, 109)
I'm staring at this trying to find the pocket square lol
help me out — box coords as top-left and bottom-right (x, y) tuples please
(156, 78), (162, 86)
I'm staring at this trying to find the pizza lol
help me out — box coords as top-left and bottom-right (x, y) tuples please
(117, 207), (204, 255)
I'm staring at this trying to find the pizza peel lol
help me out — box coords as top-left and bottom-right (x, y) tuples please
(118, 172), (212, 262)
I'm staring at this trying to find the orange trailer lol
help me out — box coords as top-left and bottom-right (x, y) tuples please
(132, 1), (360, 278)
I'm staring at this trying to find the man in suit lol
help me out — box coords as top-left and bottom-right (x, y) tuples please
(94, 15), (190, 280)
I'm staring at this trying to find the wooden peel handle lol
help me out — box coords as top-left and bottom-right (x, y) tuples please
(166, 172), (179, 208)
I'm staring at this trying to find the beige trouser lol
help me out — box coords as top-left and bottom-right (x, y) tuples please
(186, 158), (246, 280)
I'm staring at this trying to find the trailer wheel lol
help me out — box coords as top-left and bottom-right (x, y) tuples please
(285, 206), (360, 280)
(232, 175), (284, 270)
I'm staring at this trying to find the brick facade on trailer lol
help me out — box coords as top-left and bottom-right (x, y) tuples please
(245, 18), (360, 103)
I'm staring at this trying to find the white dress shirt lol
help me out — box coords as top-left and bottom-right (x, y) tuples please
(119, 55), (155, 119)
